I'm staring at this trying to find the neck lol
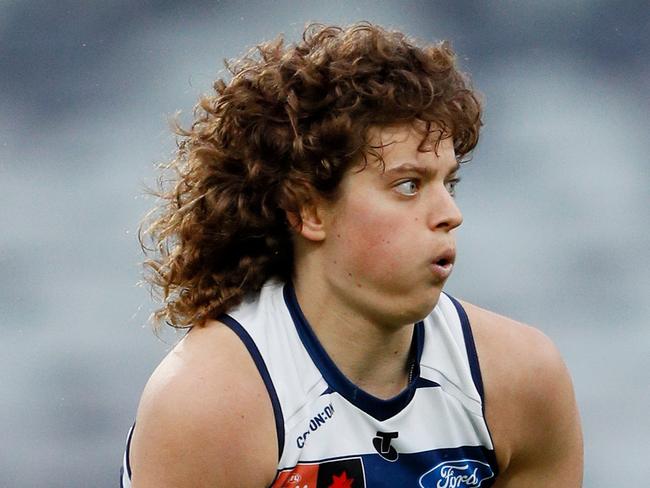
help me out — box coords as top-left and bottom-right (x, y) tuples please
(293, 268), (415, 400)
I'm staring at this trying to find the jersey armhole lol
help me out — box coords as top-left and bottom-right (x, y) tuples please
(445, 295), (500, 476)
(219, 314), (286, 463)
(445, 295), (485, 403)
(121, 422), (135, 486)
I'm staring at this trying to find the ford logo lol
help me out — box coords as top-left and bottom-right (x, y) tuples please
(419, 459), (495, 488)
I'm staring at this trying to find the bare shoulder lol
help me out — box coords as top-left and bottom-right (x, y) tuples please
(128, 320), (278, 488)
(460, 301), (583, 487)
(460, 301), (564, 385)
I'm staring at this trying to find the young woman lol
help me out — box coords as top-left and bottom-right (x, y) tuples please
(122, 22), (583, 488)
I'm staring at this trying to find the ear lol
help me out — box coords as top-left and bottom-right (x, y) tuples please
(286, 200), (327, 242)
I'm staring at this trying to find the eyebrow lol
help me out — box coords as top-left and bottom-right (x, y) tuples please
(383, 161), (460, 178)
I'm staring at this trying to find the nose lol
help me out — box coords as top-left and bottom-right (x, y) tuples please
(427, 187), (463, 231)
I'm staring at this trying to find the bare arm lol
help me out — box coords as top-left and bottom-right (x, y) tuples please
(464, 303), (584, 487)
(129, 321), (278, 488)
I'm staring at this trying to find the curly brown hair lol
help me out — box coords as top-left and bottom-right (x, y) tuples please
(140, 22), (482, 329)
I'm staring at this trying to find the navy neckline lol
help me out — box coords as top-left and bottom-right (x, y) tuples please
(283, 282), (425, 421)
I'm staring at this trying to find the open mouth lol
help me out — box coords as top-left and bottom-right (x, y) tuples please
(433, 249), (455, 267)
(430, 250), (455, 280)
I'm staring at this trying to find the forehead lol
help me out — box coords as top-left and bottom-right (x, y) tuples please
(362, 122), (456, 170)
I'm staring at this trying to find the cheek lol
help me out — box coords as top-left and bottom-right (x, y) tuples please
(335, 202), (411, 275)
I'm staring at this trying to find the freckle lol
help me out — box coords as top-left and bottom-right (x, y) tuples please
(333, 260), (337, 264)
(336, 233), (341, 238)
(347, 272), (352, 277)
(414, 217), (419, 221)
(356, 283), (362, 288)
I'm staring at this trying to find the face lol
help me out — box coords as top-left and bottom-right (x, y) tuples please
(318, 122), (463, 327)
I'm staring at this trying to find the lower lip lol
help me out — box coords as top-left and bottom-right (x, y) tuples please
(430, 262), (453, 280)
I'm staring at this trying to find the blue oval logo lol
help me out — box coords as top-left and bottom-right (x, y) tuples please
(419, 459), (495, 488)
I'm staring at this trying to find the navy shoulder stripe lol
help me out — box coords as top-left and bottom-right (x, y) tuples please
(445, 295), (485, 402)
(220, 314), (285, 461)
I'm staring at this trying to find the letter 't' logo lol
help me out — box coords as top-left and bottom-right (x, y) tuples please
(372, 431), (399, 461)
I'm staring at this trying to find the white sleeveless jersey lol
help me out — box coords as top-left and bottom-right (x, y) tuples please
(121, 280), (498, 487)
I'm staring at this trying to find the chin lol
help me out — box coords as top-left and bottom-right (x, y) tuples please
(422, 286), (445, 314)
(395, 288), (442, 324)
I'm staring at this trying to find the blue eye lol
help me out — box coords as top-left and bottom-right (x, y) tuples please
(395, 180), (419, 196)
(445, 177), (461, 196)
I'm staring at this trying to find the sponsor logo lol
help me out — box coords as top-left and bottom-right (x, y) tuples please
(372, 431), (399, 461)
(272, 457), (366, 488)
(288, 473), (302, 483)
(296, 403), (335, 449)
(419, 459), (495, 488)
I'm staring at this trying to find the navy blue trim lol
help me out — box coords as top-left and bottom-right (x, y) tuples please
(446, 294), (485, 402)
(415, 376), (440, 388)
(445, 294), (500, 477)
(219, 314), (285, 462)
(283, 282), (426, 421)
(125, 422), (134, 479)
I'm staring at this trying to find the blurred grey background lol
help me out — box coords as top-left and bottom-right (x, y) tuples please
(1, 0), (648, 486)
